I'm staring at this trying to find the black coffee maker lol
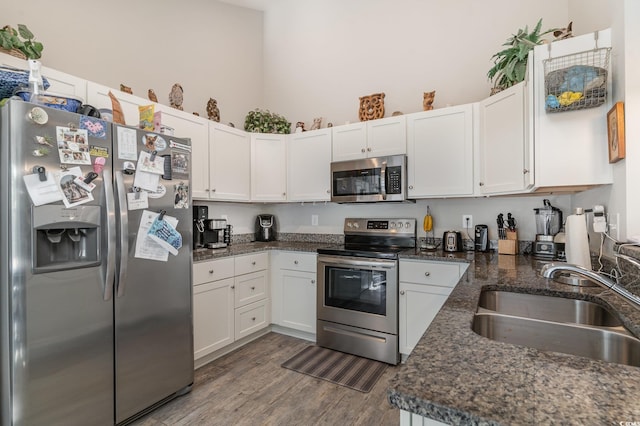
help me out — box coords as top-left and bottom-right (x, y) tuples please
(193, 205), (208, 249)
(255, 214), (276, 242)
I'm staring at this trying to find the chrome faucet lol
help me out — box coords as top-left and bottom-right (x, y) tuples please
(540, 263), (640, 310)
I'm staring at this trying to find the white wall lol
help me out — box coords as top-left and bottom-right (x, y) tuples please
(262, 0), (569, 127)
(3, 0), (264, 127)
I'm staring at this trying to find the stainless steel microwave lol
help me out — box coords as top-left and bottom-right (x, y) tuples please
(330, 154), (408, 203)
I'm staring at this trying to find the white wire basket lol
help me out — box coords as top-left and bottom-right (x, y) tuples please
(543, 46), (611, 113)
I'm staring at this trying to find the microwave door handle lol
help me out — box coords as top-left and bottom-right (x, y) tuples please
(380, 161), (387, 200)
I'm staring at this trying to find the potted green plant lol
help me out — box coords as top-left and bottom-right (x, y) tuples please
(244, 109), (291, 134)
(0, 24), (44, 60)
(487, 19), (555, 94)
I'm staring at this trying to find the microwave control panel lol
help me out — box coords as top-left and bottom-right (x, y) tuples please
(387, 166), (401, 194)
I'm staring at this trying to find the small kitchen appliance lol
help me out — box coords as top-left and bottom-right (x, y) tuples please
(203, 218), (228, 249)
(443, 231), (463, 252)
(474, 225), (489, 252)
(255, 214), (276, 242)
(533, 199), (563, 259)
(193, 205), (208, 250)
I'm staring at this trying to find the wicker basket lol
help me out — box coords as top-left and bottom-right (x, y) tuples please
(0, 46), (27, 60)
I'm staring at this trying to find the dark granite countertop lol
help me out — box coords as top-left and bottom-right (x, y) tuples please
(387, 251), (640, 425)
(193, 241), (339, 262)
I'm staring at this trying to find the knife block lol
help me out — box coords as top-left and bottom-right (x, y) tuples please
(498, 231), (518, 255)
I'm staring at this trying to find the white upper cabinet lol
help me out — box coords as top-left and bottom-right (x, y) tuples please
(532, 29), (613, 189)
(251, 133), (287, 201)
(331, 115), (406, 161)
(287, 129), (332, 202)
(406, 104), (474, 198)
(209, 122), (251, 201)
(478, 82), (533, 194)
(86, 81), (146, 127)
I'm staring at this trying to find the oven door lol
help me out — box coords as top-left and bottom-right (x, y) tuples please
(317, 254), (398, 334)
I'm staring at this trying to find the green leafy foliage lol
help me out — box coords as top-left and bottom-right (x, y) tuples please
(0, 24), (43, 59)
(244, 109), (291, 134)
(488, 19), (556, 93)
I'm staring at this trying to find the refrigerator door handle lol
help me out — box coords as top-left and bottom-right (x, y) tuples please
(115, 171), (129, 298)
(103, 169), (116, 301)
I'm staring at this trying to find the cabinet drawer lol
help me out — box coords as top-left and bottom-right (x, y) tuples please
(235, 299), (270, 340)
(399, 260), (462, 287)
(235, 252), (268, 275)
(279, 252), (317, 272)
(193, 257), (235, 285)
(234, 270), (268, 307)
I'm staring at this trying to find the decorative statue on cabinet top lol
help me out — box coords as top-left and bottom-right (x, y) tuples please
(309, 117), (322, 130)
(358, 92), (385, 121)
(295, 121), (306, 133)
(148, 89), (158, 103)
(553, 21), (573, 40)
(423, 91), (435, 111)
(207, 98), (220, 122)
(169, 83), (184, 111)
(120, 83), (133, 95)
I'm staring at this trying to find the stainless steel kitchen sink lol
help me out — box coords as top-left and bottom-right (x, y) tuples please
(477, 290), (622, 327)
(472, 290), (640, 367)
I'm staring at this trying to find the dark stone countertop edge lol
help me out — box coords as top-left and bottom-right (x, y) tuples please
(386, 252), (640, 425)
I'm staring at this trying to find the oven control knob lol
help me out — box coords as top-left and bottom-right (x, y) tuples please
(346, 222), (352, 228)
(353, 222), (359, 229)
(390, 222), (396, 228)
(397, 222), (403, 228)
(405, 221), (412, 229)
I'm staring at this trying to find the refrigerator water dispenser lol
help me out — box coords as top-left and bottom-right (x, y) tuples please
(32, 205), (101, 272)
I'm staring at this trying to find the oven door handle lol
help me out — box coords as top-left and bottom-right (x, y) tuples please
(318, 257), (396, 269)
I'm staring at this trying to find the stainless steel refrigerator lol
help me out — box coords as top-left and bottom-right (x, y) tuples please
(0, 100), (194, 426)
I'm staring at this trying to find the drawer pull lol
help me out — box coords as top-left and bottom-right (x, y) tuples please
(424, 272), (431, 277)
(251, 286), (255, 290)
(251, 317), (256, 321)
(209, 269), (214, 274)
(294, 260), (299, 265)
(400, 290), (405, 295)
(311, 279), (316, 284)
(231, 285), (235, 289)
(252, 261), (256, 266)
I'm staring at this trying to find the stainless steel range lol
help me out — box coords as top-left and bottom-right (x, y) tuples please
(316, 218), (416, 365)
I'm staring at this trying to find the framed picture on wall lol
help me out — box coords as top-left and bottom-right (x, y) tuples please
(607, 101), (625, 163)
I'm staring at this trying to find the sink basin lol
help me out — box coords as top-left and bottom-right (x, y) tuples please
(472, 313), (640, 367)
(477, 290), (622, 327)
(472, 290), (640, 367)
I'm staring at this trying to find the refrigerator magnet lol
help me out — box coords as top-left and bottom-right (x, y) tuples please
(146, 184), (166, 199)
(171, 152), (189, 179)
(79, 116), (107, 139)
(56, 127), (91, 165)
(127, 190), (149, 210)
(173, 183), (189, 209)
(143, 134), (167, 152)
(56, 167), (94, 208)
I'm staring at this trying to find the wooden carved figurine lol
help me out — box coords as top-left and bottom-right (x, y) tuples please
(148, 89), (158, 103)
(295, 121), (306, 133)
(358, 92), (385, 121)
(553, 21), (573, 40)
(207, 98), (220, 122)
(309, 117), (322, 130)
(169, 83), (184, 111)
(120, 83), (133, 94)
(423, 91), (436, 111)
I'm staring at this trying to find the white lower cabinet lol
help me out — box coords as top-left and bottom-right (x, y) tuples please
(192, 252), (270, 363)
(400, 410), (448, 426)
(193, 258), (235, 360)
(399, 260), (467, 356)
(271, 251), (317, 336)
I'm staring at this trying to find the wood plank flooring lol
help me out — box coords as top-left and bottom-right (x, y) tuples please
(130, 332), (400, 426)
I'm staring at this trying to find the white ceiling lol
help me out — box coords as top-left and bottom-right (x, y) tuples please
(218, 0), (270, 11)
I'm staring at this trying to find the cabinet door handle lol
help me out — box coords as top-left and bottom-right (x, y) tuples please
(311, 279), (316, 284)
(361, 148), (366, 153)
(252, 261), (256, 265)
(231, 285), (235, 289)
(326, 189), (330, 194)
(400, 290), (405, 295)
(209, 269), (214, 274)
(212, 188), (216, 192)
(294, 260), (299, 265)
(367, 147), (371, 152)
(251, 317), (256, 321)
(523, 169), (529, 174)
(479, 182), (485, 186)
(408, 185), (413, 190)
(424, 272), (431, 277)
(251, 286), (255, 290)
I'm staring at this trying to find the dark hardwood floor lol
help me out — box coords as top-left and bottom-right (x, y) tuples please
(131, 332), (400, 425)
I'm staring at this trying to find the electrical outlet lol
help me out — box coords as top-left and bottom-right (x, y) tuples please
(462, 214), (473, 229)
(312, 214), (319, 226)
